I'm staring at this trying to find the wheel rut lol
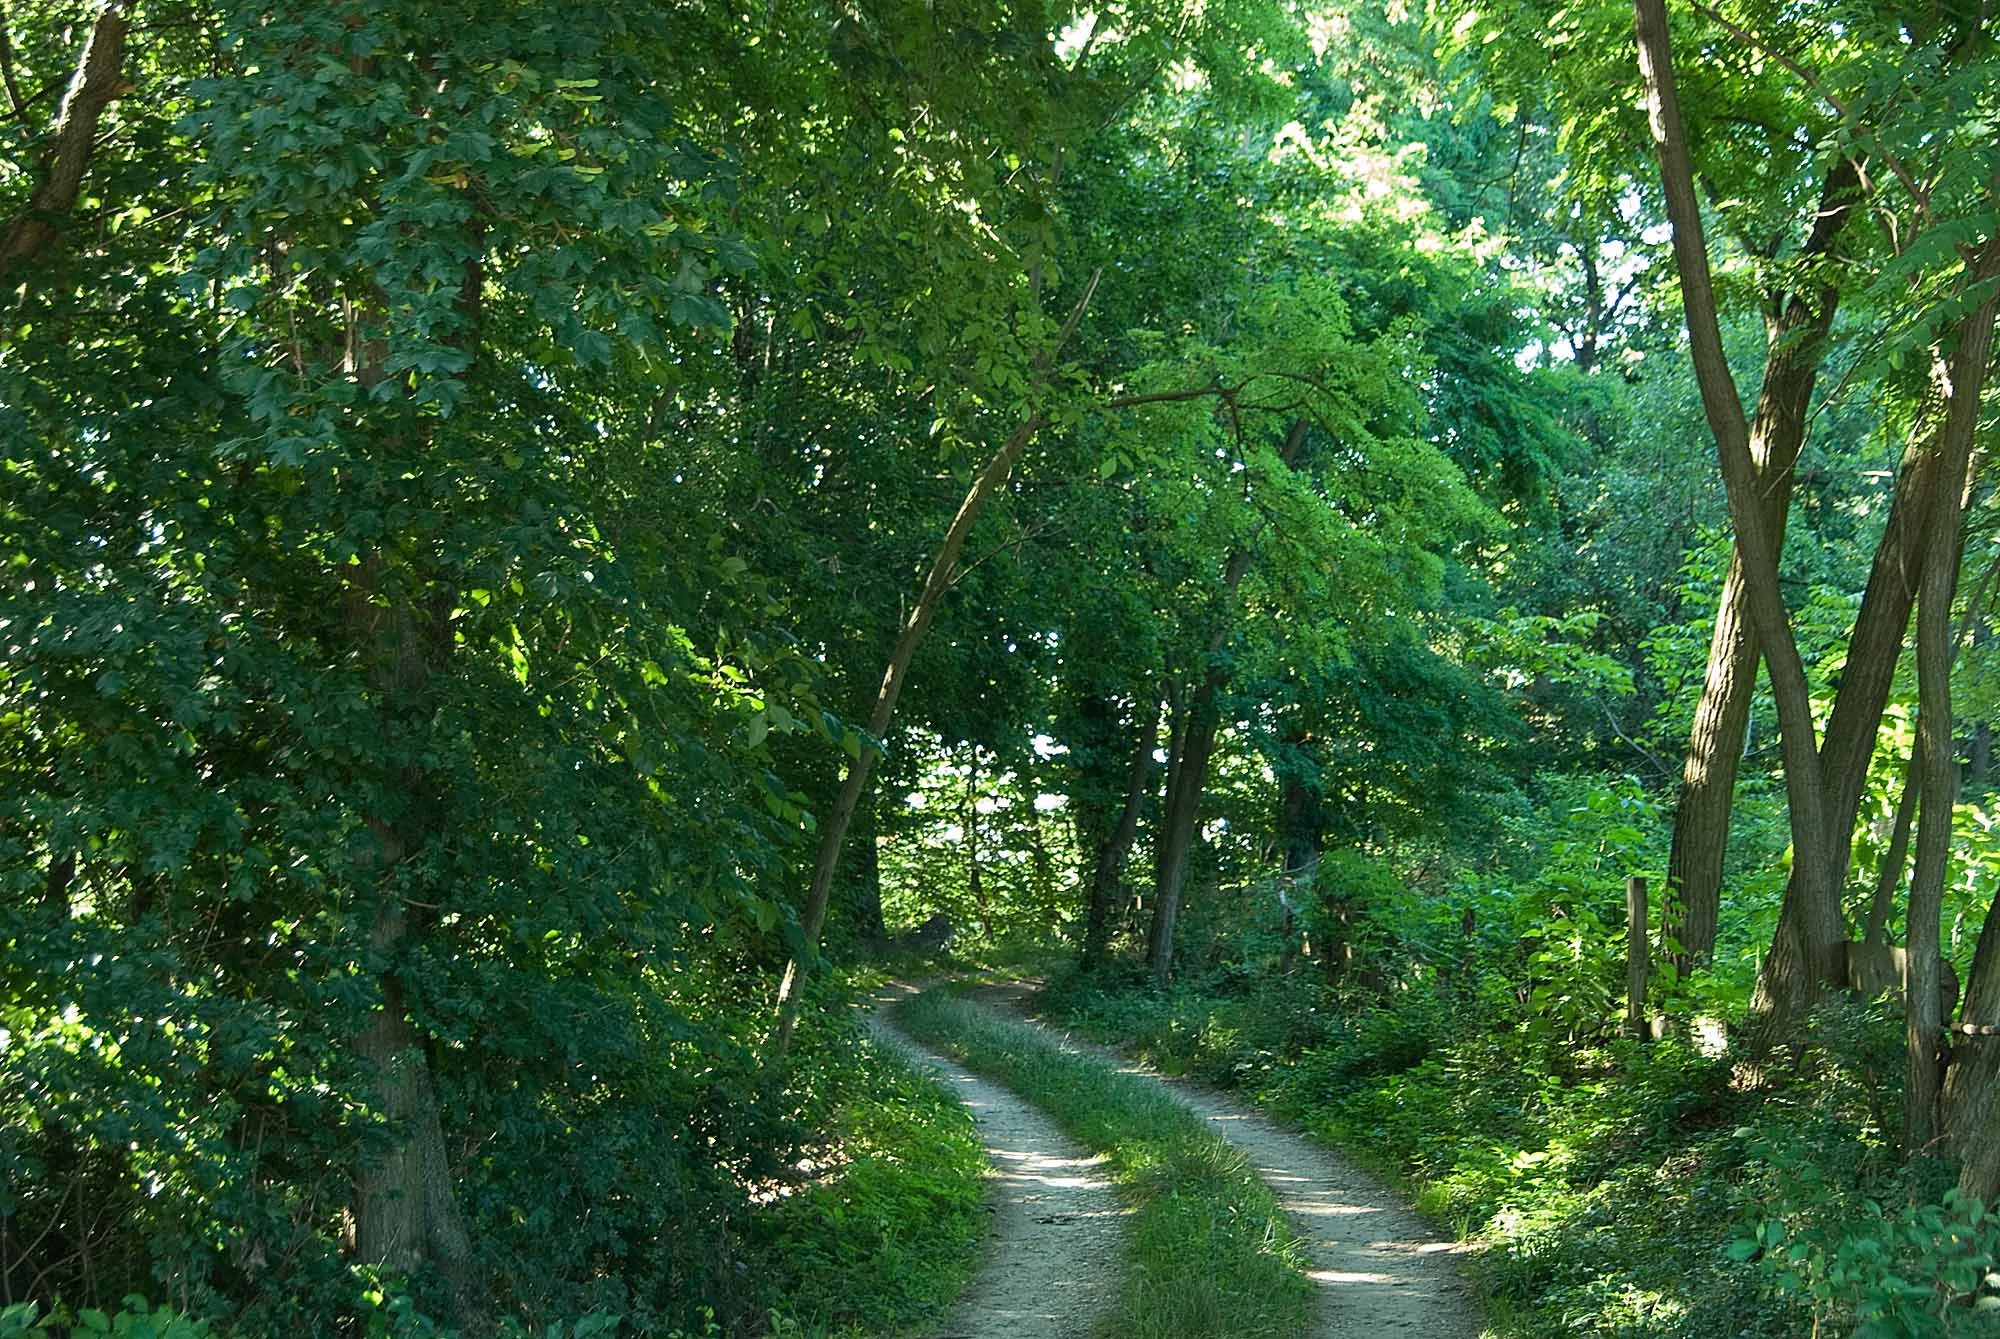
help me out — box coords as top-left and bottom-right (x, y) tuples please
(865, 987), (1123, 1339)
(976, 984), (1481, 1338)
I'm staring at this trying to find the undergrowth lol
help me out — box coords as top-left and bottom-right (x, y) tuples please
(1041, 962), (2000, 1338)
(894, 987), (1315, 1339)
(751, 1004), (986, 1338)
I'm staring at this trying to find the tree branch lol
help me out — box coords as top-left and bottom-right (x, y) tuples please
(0, 2), (29, 124)
(0, 0), (132, 280)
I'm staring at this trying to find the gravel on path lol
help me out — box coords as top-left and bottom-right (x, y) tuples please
(981, 985), (1482, 1339)
(865, 986), (1125, 1339)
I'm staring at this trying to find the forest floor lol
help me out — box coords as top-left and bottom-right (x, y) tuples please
(880, 979), (1483, 1338)
(866, 986), (1124, 1339)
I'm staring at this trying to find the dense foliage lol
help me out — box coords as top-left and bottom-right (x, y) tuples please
(9, 0), (2000, 1334)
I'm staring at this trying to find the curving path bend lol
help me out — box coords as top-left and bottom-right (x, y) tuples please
(980, 984), (1481, 1339)
(865, 986), (1124, 1339)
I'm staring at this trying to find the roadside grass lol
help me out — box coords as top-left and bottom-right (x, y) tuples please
(894, 987), (1316, 1339)
(1035, 965), (1909, 1338)
(749, 977), (987, 1338)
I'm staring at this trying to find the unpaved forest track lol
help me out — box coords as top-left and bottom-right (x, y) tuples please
(866, 987), (1124, 1339)
(978, 985), (1481, 1339)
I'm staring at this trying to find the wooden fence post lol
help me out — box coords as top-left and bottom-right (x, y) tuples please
(1627, 875), (1650, 1039)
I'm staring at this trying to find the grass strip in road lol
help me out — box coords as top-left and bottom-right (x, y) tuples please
(895, 988), (1315, 1339)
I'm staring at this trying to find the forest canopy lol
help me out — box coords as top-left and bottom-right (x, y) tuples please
(6, 0), (2000, 1335)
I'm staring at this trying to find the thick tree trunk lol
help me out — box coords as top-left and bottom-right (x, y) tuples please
(341, 260), (485, 1310)
(0, 1), (130, 280)
(345, 583), (480, 1315)
(354, 903), (477, 1302)
(1907, 433), (1966, 1153)
(1914, 235), (2000, 1189)
(1083, 694), (1161, 970)
(1665, 556), (1760, 970)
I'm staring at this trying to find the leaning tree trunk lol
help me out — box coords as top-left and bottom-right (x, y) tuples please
(1662, 157), (1858, 974)
(0, 1), (131, 282)
(1636, 0), (1844, 1030)
(1142, 419), (1309, 985)
(772, 413), (1045, 1049)
(772, 273), (1103, 1051)
(1083, 694), (1162, 971)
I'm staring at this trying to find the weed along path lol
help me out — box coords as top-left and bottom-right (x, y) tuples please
(979, 985), (1481, 1339)
(865, 987), (1124, 1339)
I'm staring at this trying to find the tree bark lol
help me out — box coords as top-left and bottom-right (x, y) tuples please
(1635, 0), (1845, 1019)
(342, 586), (481, 1314)
(0, 1), (130, 280)
(1141, 419), (1309, 985)
(1083, 694), (1161, 970)
(353, 903), (477, 1300)
(1905, 324), (1985, 1150)
(1864, 749), (1920, 947)
(772, 413), (1044, 1047)
(1914, 236), (2000, 1189)
(1665, 552), (1762, 970)
(1764, 234), (2000, 1036)
(1145, 669), (1224, 985)
(1663, 154), (1856, 972)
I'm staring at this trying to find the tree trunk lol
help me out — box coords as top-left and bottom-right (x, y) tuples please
(43, 851), (75, 918)
(1083, 694), (1161, 970)
(1664, 556), (1759, 971)
(1141, 419), (1309, 985)
(1145, 672), (1223, 985)
(1764, 235), (2000, 1037)
(353, 902), (477, 1302)
(1865, 750), (1920, 947)
(772, 272), (1105, 1047)
(343, 573), (480, 1315)
(1916, 236), (2000, 1189)
(327, 229), (491, 1302)
(1663, 176), (1852, 972)
(1907, 413), (1966, 1152)
(0, 1), (131, 281)
(1278, 760), (1326, 880)
(1636, 0), (1845, 1026)
(772, 413), (1045, 1048)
